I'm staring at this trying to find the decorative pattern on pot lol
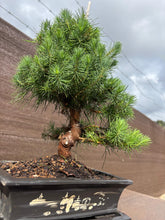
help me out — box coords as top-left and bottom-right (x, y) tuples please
(29, 191), (118, 217)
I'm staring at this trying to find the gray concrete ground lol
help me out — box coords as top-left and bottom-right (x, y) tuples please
(119, 189), (165, 220)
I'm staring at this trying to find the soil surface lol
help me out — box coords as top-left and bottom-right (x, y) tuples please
(0, 154), (114, 180)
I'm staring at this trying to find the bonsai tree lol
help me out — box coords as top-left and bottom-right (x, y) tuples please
(13, 9), (151, 159)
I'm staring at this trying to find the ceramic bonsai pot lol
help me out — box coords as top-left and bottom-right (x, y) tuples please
(0, 166), (132, 220)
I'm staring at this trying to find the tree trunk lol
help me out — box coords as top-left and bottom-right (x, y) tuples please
(58, 109), (81, 158)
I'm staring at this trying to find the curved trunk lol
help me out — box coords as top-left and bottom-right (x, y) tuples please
(58, 109), (81, 158)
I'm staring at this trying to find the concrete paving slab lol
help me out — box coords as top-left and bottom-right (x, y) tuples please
(119, 189), (165, 220)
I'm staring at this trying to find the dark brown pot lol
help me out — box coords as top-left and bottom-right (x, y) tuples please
(0, 164), (132, 220)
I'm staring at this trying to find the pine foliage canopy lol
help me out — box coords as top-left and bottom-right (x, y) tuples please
(13, 9), (151, 153)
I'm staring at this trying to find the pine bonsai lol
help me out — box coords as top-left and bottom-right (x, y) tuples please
(13, 9), (151, 159)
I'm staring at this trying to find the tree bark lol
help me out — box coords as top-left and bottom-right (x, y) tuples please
(58, 109), (81, 158)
